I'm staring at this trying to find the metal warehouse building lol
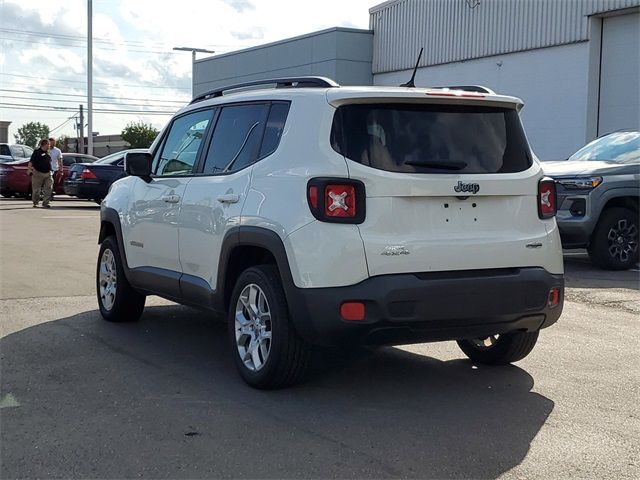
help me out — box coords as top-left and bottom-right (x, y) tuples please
(193, 0), (640, 160)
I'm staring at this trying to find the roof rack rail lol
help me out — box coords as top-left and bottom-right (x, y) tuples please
(190, 76), (340, 104)
(430, 85), (495, 94)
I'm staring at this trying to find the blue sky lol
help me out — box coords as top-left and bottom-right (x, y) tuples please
(0, 0), (377, 144)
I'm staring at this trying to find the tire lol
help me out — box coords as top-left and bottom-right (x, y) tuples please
(457, 331), (539, 365)
(96, 235), (146, 322)
(228, 265), (311, 389)
(588, 207), (639, 270)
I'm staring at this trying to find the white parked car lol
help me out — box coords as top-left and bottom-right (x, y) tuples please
(96, 77), (564, 388)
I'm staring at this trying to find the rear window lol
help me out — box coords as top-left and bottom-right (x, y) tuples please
(331, 103), (532, 174)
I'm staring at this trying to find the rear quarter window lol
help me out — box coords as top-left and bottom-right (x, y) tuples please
(331, 103), (532, 174)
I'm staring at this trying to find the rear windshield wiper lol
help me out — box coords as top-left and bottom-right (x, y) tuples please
(403, 159), (467, 170)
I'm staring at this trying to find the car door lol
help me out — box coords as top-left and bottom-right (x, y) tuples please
(124, 109), (214, 290)
(101, 156), (127, 187)
(178, 102), (277, 300)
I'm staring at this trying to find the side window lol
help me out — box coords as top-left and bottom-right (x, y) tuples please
(23, 146), (33, 157)
(63, 156), (76, 166)
(0, 145), (10, 156)
(202, 104), (268, 174)
(153, 109), (213, 176)
(259, 102), (290, 158)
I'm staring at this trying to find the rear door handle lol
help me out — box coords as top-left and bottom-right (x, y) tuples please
(161, 194), (181, 204)
(217, 194), (240, 204)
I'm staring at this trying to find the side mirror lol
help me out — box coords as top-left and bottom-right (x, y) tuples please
(125, 152), (152, 181)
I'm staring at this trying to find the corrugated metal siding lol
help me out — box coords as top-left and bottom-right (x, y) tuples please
(370, 0), (640, 73)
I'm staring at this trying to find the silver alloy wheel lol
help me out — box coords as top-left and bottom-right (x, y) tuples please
(99, 248), (117, 311)
(470, 335), (500, 349)
(607, 219), (638, 262)
(234, 283), (272, 371)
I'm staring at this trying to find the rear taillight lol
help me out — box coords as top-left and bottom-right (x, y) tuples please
(538, 178), (557, 219)
(325, 184), (356, 218)
(307, 178), (365, 224)
(80, 168), (98, 180)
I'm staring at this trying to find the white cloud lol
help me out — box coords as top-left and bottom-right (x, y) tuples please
(20, 45), (85, 74)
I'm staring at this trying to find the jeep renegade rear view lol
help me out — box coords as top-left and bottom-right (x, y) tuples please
(96, 77), (564, 389)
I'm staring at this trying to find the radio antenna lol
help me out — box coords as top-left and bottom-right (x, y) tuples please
(400, 48), (424, 88)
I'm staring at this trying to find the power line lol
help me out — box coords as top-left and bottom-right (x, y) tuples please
(0, 35), (176, 55)
(0, 94), (186, 109)
(0, 27), (225, 50)
(0, 72), (191, 90)
(0, 27), (170, 48)
(0, 88), (188, 104)
(0, 103), (176, 115)
(50, 116), (78, 134)
(1, 83), (191, 100)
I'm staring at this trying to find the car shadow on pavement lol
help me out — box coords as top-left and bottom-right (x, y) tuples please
(563, 252), (640, 290)
(1, 305), (553, 479)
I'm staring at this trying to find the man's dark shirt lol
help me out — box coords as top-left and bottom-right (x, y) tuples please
(30, 148), (52, 173)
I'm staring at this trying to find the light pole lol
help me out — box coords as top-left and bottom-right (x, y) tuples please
(173, 47), (216, 94)
(87, 0), (93, 155)
(173, 46), (216, 63)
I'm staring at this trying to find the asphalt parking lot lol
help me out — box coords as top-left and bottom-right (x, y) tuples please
(1, 196), (638, 479)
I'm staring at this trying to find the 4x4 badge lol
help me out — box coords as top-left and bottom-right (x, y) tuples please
(381, 246), (410, 256)
(454, 181), (480, 194)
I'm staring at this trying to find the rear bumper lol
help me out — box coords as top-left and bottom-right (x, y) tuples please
(285, 267), (564, 346)
(64, 180), (105, 198)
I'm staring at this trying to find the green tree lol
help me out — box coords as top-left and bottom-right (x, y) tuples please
(14, 122), (50, 148)
(55, 135), (70, 152)
(121, 121), (159, 148)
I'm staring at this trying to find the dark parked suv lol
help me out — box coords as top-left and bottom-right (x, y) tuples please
(543, 131), (639, 270)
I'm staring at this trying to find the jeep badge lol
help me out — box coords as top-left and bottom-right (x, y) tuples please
(454, 181), (480, 194)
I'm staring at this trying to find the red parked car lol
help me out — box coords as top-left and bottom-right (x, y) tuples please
(0, 153), (98, 198)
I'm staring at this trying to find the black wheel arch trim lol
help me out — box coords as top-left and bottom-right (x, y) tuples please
(217, 225), (317, 341)
(216, 226), (298, 311)
(99, 207), (131, 281)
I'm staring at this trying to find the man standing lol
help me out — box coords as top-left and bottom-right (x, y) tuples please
(28, 139), (53, 208)
(48, 137), (63, 196)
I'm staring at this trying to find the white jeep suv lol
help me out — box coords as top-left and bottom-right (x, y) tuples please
(97, 77), (564, 388)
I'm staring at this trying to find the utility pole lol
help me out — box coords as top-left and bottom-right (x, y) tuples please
(87, 0), (93, 156)
(79, 104), (85, 153)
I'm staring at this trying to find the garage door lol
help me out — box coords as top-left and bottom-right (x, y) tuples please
(598, 12), (640, 135)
